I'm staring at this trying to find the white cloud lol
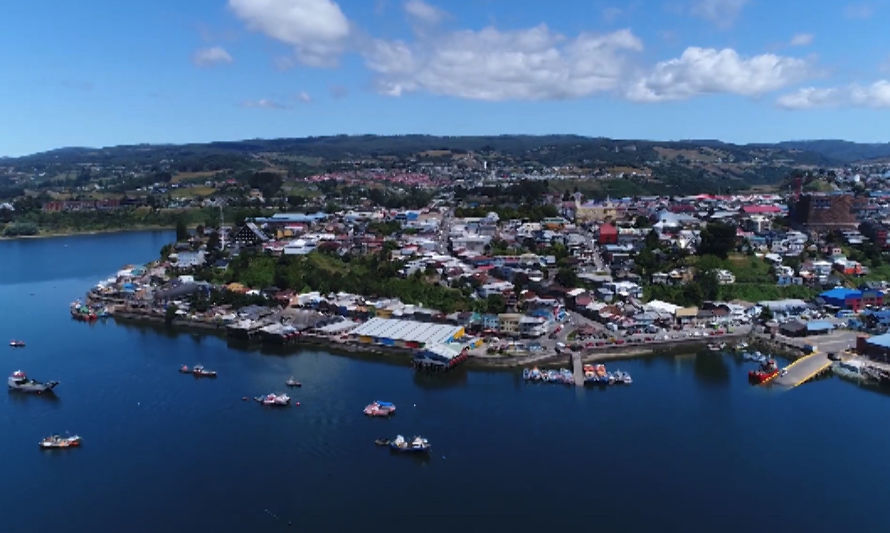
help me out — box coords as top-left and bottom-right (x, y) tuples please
(690, 0), (748, 27)
(776, 87), (840, 109)
(404, 0), (447, 25)
(192, 46), (233, 66)
(627, 47), (811, 102)
(228, 0), (350, 67)
(844, 3), (874, 19)
(297, 91), (312, 103)
(778, 80), (890, 109)
(364, 26), (643, 101)
(241, 98), (289, 109)
(789, 33), (813, 47)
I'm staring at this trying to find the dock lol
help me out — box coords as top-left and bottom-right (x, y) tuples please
(774, 351), (832, 388)
(571, 352), (584, 386)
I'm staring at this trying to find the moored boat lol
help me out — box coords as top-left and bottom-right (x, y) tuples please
(389, 434), (430, 453)
(39, 434), (82, 449)
(285, 376), (302, 387)
(363, 400), (396, 417)
(9, 339), (25, 348)
(191, 364), (217, 378)
(8, 371), (58, 393)
(255, 393), (292, 406)
(180, 364), (217, 377)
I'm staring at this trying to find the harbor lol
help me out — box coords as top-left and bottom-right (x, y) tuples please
(6, 232), (890, 532)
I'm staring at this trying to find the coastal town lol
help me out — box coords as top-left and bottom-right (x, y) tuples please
(63, 158), (890, 390)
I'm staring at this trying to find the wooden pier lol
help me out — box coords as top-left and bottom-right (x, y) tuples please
(571, 352), (584, 387)
(773, 351), (833, 388)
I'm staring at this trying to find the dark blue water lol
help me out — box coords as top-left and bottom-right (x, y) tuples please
(2, 231), (889, 532)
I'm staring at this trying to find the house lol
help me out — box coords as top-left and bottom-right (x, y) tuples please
(598, 223), (618, 245)
(497, 313), (523, 336)
(233, 222), (269, 247)
(715, 269), (735, 285)
(519, 316), (547, 338)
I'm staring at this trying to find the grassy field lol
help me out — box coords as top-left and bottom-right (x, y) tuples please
(171, 186), (216, 199)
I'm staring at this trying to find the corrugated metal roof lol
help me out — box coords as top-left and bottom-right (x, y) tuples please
(351, 317), (462, 345)
(866, 333), (890, 348)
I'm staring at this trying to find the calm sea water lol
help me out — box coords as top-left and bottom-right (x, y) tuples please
(1, 231), (889, 532)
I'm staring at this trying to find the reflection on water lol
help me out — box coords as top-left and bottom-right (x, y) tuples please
(694, 351), (730, 383)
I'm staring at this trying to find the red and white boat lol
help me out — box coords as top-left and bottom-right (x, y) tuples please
(363, 401), (396, 417)
(749, 359), (780, 385)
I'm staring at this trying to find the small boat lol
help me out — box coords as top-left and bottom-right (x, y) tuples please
(389, 434), (430, 454)
(285, 376), (302, 387)
(180, 365), (217, 377)
(39, 434), (82, 449)
(8, 371), (58, 393)
(521, 368), (530, 380)
(191, 365), (217, 378)
(255, 393), (291, 406)
(374, 438), (391, 446)
(364, 401), (396, 417)
(735, 342), (749, 352)
(9, 340), (25, 348)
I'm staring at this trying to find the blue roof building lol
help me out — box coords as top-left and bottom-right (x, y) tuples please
(820, 288), (863, 309)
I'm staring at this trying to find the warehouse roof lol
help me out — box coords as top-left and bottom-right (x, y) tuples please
(351, 317), (463, 345)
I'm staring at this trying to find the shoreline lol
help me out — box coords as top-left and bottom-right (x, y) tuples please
(106, 308), (754, 371)
(0, 225), (175, 241)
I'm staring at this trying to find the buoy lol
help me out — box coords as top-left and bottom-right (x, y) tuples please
(137, 402), (141, 406)
(296, 401), (301, 406)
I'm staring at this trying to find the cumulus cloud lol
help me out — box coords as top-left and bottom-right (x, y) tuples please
(364, 26), (643, 101)
(690, 0), (748, 27)
(789, 33), (813, 47)
(404, 0), (448, 25)
(241, 98), (289, 109)
(192, 46), (234, 66)
(778, 80), (890, 109)
(228, 0), (350, 67)
(627, 47), (811, 102)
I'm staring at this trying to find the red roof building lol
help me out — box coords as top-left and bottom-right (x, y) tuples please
(598, 223), (618, 245)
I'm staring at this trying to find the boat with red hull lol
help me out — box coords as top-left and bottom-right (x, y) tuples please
(749, 359), (780, 384)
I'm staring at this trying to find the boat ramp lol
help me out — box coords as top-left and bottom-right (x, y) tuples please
(774, 351), (833, 388)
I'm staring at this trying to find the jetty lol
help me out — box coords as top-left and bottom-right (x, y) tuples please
(774, 351), (832, 388)
(571, 352), (584, 387)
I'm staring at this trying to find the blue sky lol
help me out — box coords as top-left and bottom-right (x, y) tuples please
(1, 0), (889, 156)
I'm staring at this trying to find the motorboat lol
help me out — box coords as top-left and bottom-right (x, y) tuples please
(39, 434), (82, 449)
(180, 365), (217, 377)
(364, 401), (396, 417)
(255, 393), (291, 406)
(191, 365), (217, 378)
(9, 340), (25, 348)
(8, 371), (58, 393)
(285, 376), (302, 387)
(389, 434), (430, 454)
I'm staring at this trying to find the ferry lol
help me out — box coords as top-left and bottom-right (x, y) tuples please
(748, 359), (780, 385)
(39, 434), (82, 449)
(364, 401), (396, 417)
(389, 434), (430, 454)
(8, 370), (58, 393)
(9, 339), (25, 348)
